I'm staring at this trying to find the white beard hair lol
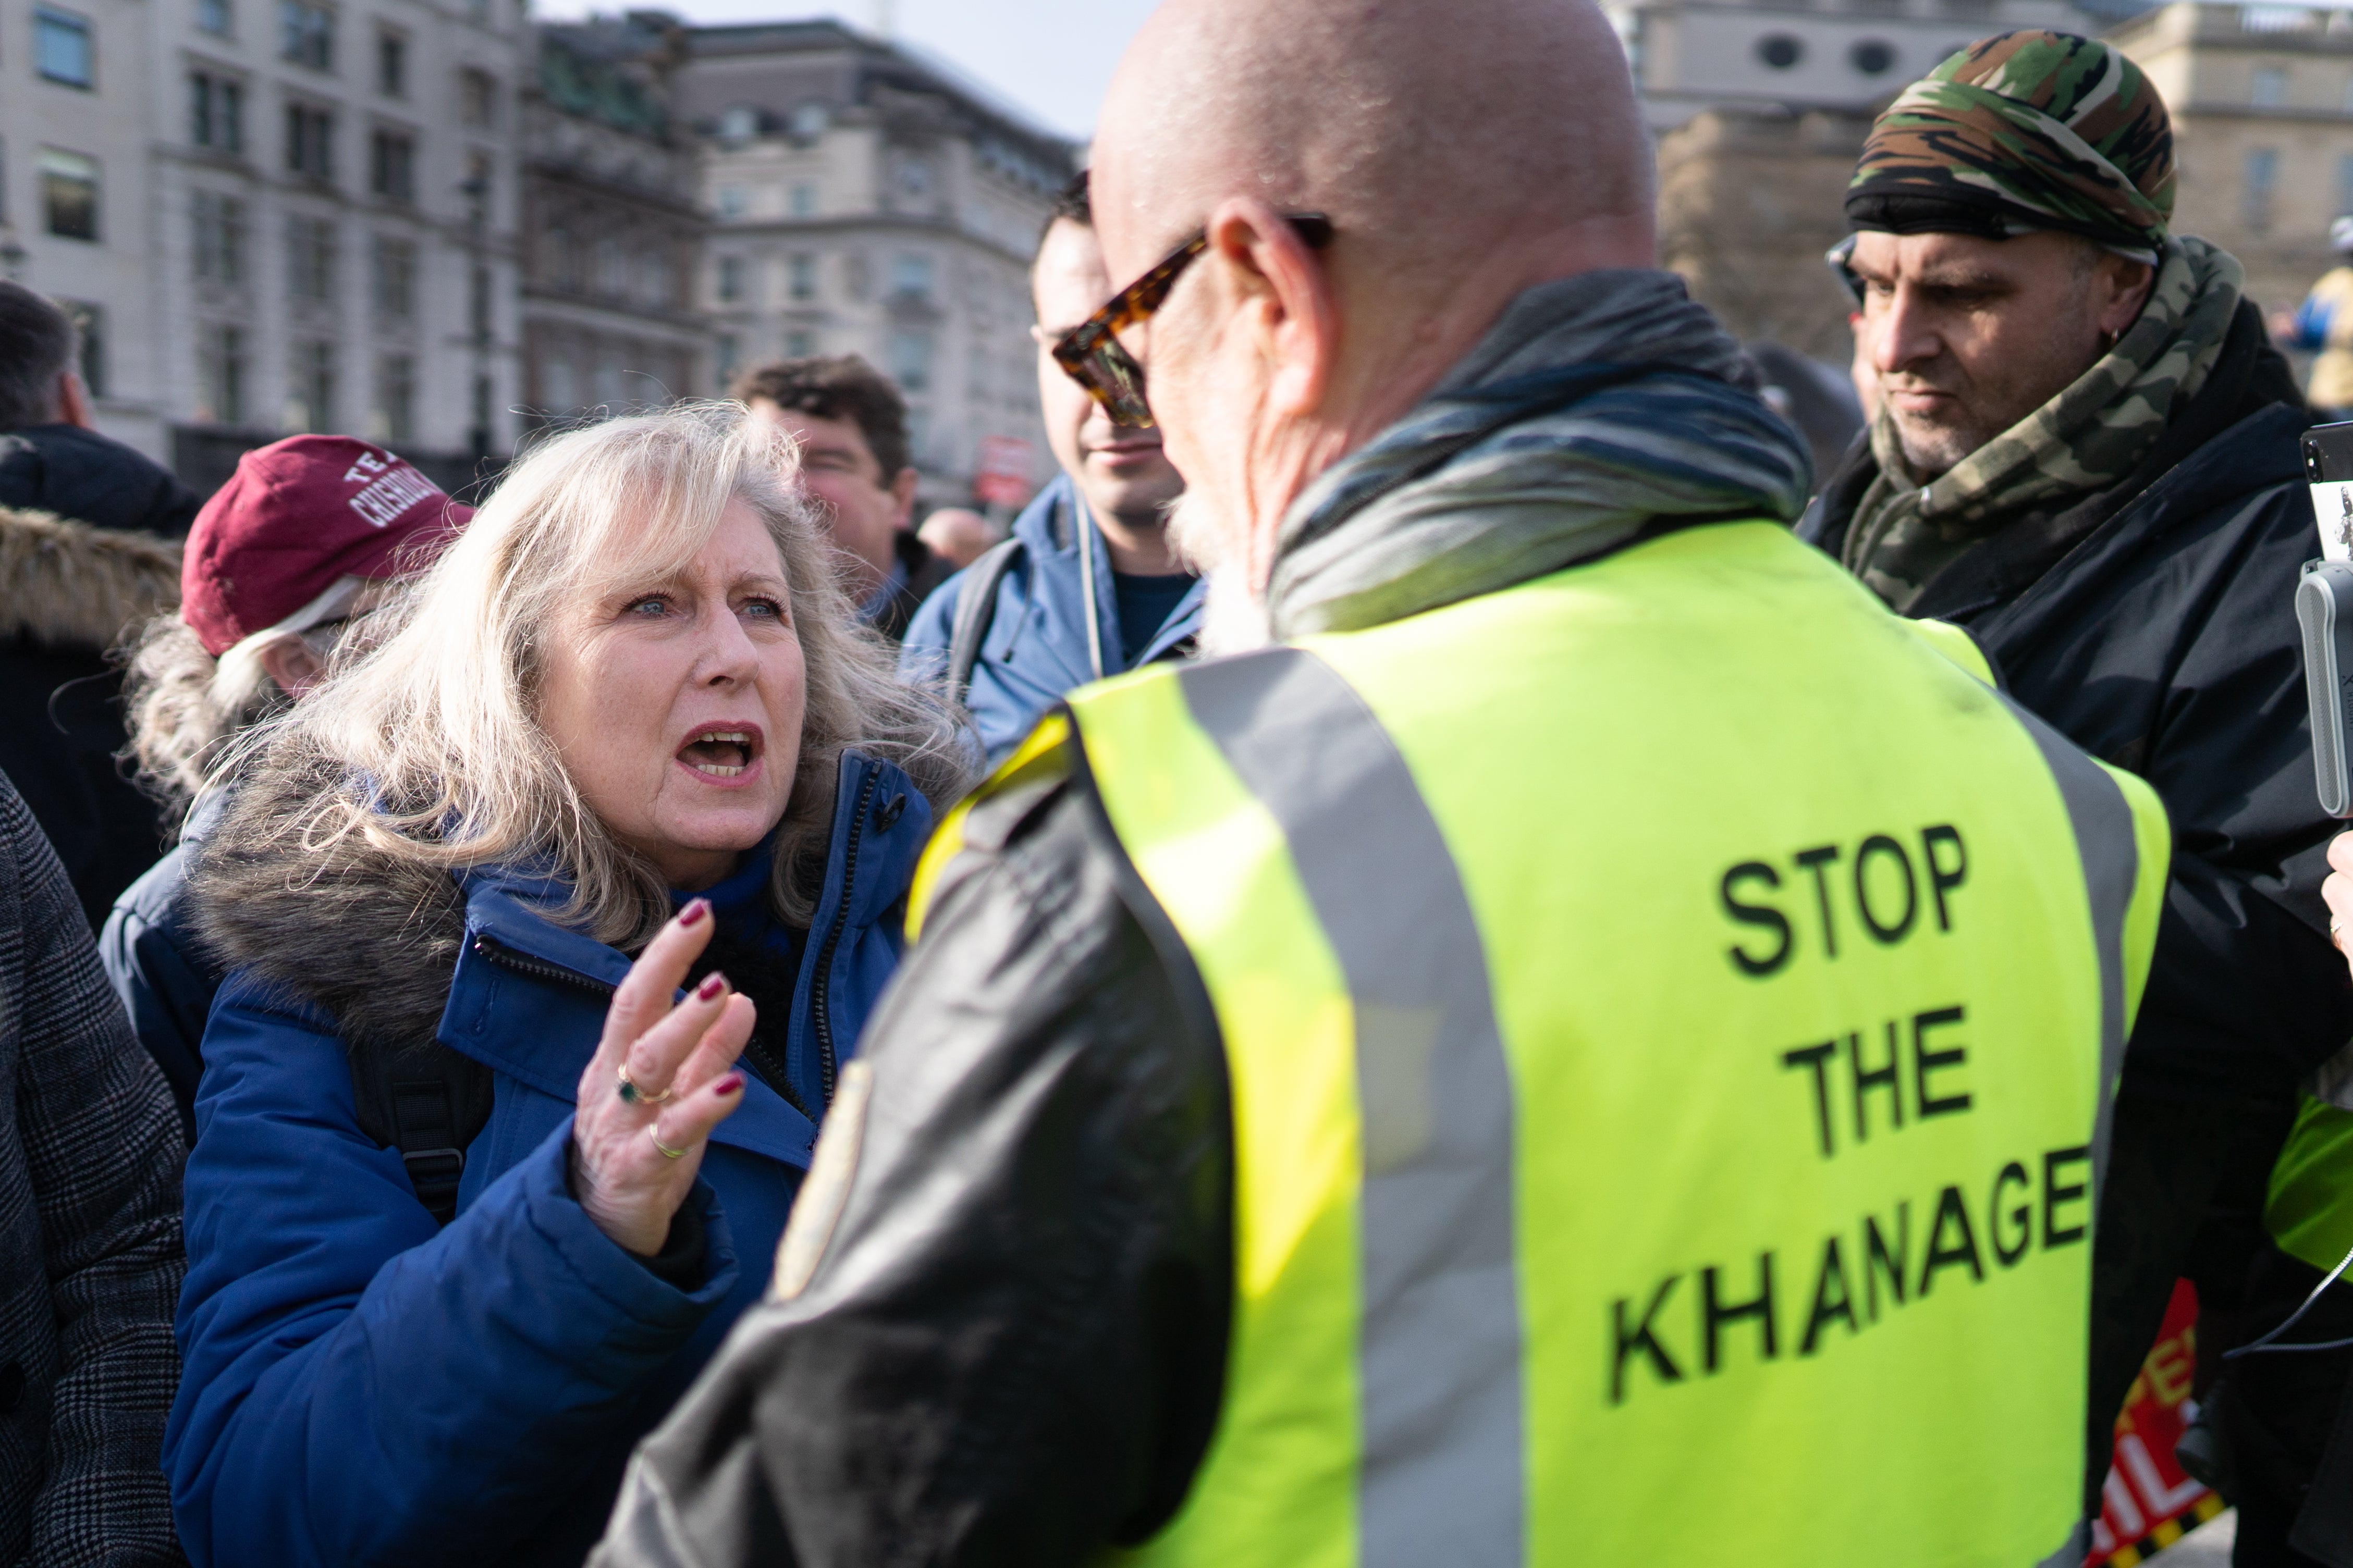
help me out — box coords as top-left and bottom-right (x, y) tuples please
(1165, 491), (1272, 657)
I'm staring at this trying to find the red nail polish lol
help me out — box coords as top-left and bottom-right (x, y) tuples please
(679, 899), (709, 928)
(715, 1072), (745, 1096)
(696, 972), (726, 1001)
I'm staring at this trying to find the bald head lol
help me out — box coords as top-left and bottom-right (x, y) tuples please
(1094, 0), (1654, 299)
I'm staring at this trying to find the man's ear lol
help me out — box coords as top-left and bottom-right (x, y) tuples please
(2097, 255), (2159, 340)
(888, 465), (920, 530)
(256, 634), (328, 700)
(54, 370), (93, 429)
(1204, 197), (1339, 421)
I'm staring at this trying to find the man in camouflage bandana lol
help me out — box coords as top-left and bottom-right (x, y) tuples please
(1803, 33), (2352, 1567)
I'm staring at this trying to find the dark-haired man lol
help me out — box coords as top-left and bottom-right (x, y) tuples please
(899, 175), (1197, 764)
(0, 281), (200, 536)
(735, 354), (951, 641)
(1800, 35), (2351, 1554)
(0, 281), (196, 927)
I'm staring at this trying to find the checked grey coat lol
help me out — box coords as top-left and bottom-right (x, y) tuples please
(0, 769), (186, 1565)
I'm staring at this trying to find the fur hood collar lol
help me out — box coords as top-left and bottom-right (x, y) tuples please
(190, 743), (466, 1061)
(0, 504), (180, 651)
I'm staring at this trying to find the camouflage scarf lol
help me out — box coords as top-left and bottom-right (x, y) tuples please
(1847, 31), (2174, 262)
(1841, 235), (2240, 611)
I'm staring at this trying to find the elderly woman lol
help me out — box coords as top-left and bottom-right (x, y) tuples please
(163, 407), (969, 1567)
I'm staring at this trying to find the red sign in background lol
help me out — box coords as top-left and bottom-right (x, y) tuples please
(2088, 1279), (2227, 1565)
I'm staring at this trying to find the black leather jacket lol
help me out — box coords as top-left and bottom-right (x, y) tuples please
(596, 754), (1233, 1568)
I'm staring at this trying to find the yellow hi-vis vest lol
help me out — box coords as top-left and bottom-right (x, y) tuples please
(915, 521), (2170, 1568)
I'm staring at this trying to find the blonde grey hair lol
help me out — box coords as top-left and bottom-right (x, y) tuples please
(231, 401), (972, 950)
(121, 614), (316, 819)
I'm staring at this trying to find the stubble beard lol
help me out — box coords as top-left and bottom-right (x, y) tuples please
(1165, 492), (1272, 657)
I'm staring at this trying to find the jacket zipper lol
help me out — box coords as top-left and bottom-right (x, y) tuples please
(810, 768), (877, 1107)
(472, 933), (616, 997)
(473, 931), (811, 1115)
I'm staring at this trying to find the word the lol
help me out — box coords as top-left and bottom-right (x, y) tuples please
(1782, 1005), (1971, 1158)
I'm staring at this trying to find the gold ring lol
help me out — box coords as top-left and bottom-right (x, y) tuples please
(647, 1125), (689, 1159)
(617, 1063), (675, 1106)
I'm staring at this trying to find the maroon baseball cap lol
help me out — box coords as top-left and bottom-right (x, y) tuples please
(181, 436), (473, 656)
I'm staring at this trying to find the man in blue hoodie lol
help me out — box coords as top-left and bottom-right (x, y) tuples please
(900, 176), (1197, 764)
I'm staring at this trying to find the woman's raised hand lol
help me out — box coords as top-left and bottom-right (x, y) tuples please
(571, 900), (755, 1256)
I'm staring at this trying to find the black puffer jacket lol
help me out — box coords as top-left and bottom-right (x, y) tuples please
(1802, 298), (2347, 1503)
(0, 425), (201, 540)
(0, 504), (181, 932)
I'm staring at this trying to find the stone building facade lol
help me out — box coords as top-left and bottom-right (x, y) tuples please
(675, 19), (1074, 505)
(0, 0), (527, 492)
(520, 16), (708, 429)
(2110, 0), (2353, 318)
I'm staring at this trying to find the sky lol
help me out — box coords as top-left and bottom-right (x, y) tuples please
(532, 0), (1162, 140)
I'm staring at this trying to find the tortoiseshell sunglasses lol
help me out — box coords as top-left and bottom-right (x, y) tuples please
(1051, 212), (1334, 428)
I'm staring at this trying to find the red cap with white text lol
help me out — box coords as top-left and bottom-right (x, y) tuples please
(180, 436), (472, 656)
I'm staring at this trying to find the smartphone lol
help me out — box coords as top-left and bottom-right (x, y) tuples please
(2299, 423), (2353, 816)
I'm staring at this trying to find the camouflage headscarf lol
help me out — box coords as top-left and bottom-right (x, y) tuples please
(1840, 234), (2242, 610)
(1847, 31), (2175, 263)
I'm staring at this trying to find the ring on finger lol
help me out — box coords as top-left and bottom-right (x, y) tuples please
(617, 1063), (675, 1106)
(647, 1125), (690, 1159)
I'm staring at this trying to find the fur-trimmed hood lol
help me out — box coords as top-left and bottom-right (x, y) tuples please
(0, 504), (181, 651)
(188, 743), (465, 1063)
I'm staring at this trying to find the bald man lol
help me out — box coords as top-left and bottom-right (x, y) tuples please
(595, 3), (2166, 1564)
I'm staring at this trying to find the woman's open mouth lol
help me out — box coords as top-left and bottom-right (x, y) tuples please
(677, 724), (764, 783)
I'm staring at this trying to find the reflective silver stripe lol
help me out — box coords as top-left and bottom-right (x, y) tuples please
(1997, 693), (2141, 1195)
(1180, 647), (1524, 1568)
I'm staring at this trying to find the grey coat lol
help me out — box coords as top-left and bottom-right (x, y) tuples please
(0, 769), (186, 1565)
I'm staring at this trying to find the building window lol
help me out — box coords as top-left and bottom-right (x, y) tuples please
(35, 7), (93, 88)
(470, 263), (492, 339)
(62, 301), (104, 397)
(715, 185), (747, 220)
(715, 334), (739, 393)
(785, 328), (815, 357)
(470, 373), (493, 453)
(376, 29), (405, 96)
(279, 0), (332, 69)
(189, 73), (246, 153)
(716, 255), (744, 302)
(369, 130), (414, 203)
(718, 105), (758, 143)
(2254, 66), (2289, 108)
(373, 353), (414, 442)
(288, 338), (335, 431)
(40, 150), (99, 241)
(199, 323), (247, 423)
(193, 190), (246, 283)
(286, 214), (335, 301)
(286, 104), (334, 180)
(643, 251), (673, 309)
(789, 182), (818, 217)
(890, 252), (934, 301)
(543, 228), (575, 290)
(2246, 146), (2282, 231)
(594, 238), (622, 297)
(198, 0), (232, 36)
(371, 233), (414, 316)
(463, 151), (492, 224)
(1850, 38), (1897, 75)
(789, 252), (816, 301)
(1755, 33), (1803, 69)
(459, 69), (498, 128)
(889, 329), (933, 392)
